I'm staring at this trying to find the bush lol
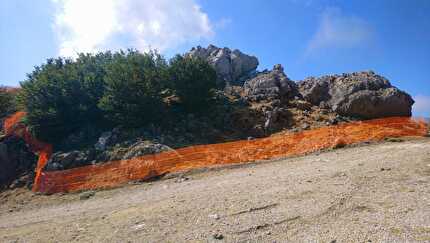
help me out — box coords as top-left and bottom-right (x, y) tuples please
(98, 50), (169, 127)
(0, 86), (17, 120)
(18, 53), (111, 143)
(17, 49), (218, 143)
(169, 55), (217, 112)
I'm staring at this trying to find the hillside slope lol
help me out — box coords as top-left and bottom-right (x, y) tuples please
(1, 138), (429, 242)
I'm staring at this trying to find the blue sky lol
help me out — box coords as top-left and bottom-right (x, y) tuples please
(0, 0), (429, 116)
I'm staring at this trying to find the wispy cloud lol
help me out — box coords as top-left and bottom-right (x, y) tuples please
(214, 18), (232, 30)
(51, 0), (214, 57)
(306, 7), (372, 56)
(413, 94), (430, 117)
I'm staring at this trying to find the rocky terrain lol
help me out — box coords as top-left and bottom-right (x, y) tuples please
(0, 45), (416, 189)
(0, 138), (429, 242)
(0, 136), (36, 189)
(298, 71), (414, 119)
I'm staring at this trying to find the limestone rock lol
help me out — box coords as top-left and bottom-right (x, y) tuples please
(298, 71), (414, 119)
(122, 141), (172, 160)
(95, 128), (120, 151)
(186, 45), (259, 87)
(95, 131), (113, 151)
(244, 64), (300, 102)
(45, 150), (96, 171)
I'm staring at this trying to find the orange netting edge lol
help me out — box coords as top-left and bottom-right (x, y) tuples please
(3, 112), (52, 192)
(3, 112), (428, 194)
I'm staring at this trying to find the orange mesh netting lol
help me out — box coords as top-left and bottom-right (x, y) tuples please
(36, 117), (427, 194)
(2, 112), (428, 194)
(3, 112), (52, 192)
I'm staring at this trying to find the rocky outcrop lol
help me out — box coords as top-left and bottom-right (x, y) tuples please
(94, 128), (120, 151)
(298, 71), (414, 119)
(0, 136), (37, 188)
(4, 46), (417, 179)
(122, 141), (172, 160)
(244, 64), (300, 102)
(45, 150), (97, 171)
(186, 45), (259, 87)
(45, 140), (172, 171)
(186, 46), (413, 120)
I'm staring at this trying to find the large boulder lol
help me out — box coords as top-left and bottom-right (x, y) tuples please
(244, 64), (300, 102)
(45, 140), (172, 171)
(45, 150), (96, 171)
(186, 45), (259, 87)
(122, 141), (172, 160)
(298, 71), (414, 119)
(0, 136), (37, 188)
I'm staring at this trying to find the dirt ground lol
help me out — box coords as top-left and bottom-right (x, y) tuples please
(0, 138), (429, 243)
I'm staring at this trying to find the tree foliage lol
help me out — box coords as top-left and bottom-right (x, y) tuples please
(169, 55), (217, 112)
(98, 50), (169, 127)
(18, 53), (111, 143)
(17, 49), (217, 143)
(0, 86), (17, 120)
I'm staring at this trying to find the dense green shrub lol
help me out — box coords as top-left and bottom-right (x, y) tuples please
(18, 53), (111, 143)
(17, 49), (218, 143)
(0, 86), (17, 120)
(169, 55), (217, 112)
(98, 50), (169, 127)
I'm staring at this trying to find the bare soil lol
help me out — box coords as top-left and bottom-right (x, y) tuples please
(0, 138), (429, 242)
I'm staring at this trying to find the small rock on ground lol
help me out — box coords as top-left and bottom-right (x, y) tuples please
(79, 191), (95, 200)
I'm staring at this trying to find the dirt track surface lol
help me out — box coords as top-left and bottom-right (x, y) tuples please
(0, 138), (429, 242)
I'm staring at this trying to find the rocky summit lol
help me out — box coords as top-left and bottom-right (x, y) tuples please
(297, 71), (414, 119)
(185, 44), (259, 87)
(186, 45), (414, 120)
(244, 64), (301, 102)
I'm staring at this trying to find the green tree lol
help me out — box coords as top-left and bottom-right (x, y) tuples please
(98, 50), (169, 127)
(18, 53), (111, 143)
(168, 55), (217, 113)
(16, 49), (219, 143)
(0, 86), (17, 120)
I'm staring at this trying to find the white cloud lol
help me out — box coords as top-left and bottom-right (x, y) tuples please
(214, 18), (232, 30)
(306, 8), (372, 55)
(413, 95), (430, 117)
(51, 0), (214, 57)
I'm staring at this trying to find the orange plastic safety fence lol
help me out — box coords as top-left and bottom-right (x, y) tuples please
(32, 117), (427, 194)
(3, 112), (53, 192)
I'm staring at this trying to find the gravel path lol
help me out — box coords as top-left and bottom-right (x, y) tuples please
(0, 138), (429, 242)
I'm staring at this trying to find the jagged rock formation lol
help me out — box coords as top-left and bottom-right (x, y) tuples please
(0, 46), (418, 181)
(122, 141), (172, 160)
(46, 150), (95, 171)
(45, 140), (173, 171)
(186, 45), (259, 87)
(297, 71), (414, 119)
(244, 64), (301, 102)
(0, 136), (37, 189)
